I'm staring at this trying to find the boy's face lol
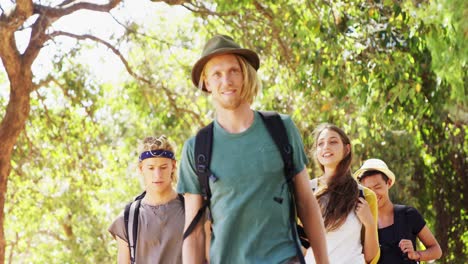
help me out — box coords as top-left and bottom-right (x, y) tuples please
(360, 173), (392, 209)
(139, 157), (175, 195)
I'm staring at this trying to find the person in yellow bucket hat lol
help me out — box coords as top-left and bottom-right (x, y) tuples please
(355, 159), (442, 264)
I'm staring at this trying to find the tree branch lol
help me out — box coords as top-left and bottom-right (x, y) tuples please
(22, 16), (53, 67)
(0, 0), (33, 30)
(22, 0), (122, 67)
(58, 0), (77, 8)
(49, 30), (203, 126)
(159, 83), (205, 127)
(32, 74), (55, 91)
(7, 232), (19, 264)
(33, 0), (121, 18)
(182, 2), (238, 17)
(253, 1), (293, 67)
(37, 230), (65, 242)
(0, 0), (35, 77)
(50, 30), (151, 83)
(34, 89), (57, 129)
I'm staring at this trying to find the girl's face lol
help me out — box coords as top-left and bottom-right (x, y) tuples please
(139, 157), (175, 195)
(316, 129), (350, 169)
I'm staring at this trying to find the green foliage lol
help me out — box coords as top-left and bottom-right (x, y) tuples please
(2, 0), (466, 262)
(7, 59), (135, 263)
(5, 6), (208, 262)
(414, 0), (467, 105)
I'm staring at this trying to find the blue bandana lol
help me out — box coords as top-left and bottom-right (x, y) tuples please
(139, 150), (175, 162)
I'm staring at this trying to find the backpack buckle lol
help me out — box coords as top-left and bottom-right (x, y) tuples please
(197, 154), (207, 173)
(201, 188), (209, 200)
(209, 174), (218, 182)
(197, 164), (207, 173)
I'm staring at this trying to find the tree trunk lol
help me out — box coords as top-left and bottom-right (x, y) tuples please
(0, 69), (32, 263)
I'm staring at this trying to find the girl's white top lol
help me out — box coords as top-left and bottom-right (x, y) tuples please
(305, 179), (365, 264)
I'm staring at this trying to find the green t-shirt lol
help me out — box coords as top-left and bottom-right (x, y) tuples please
(177, 111), (308, 264)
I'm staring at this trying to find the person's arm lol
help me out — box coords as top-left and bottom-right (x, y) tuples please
(400, 225), (442, 261)
(294, 168), (329, 264)
(204, 220), (211, 264)
(356, 188), (380, 263)
(183, 193), (206, 264)
(116, 236), (130, 264)
(356, 194), (380, 263)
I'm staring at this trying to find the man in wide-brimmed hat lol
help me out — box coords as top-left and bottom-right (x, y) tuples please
(177, 35), (329, 264)
(355, 158), (442, 264)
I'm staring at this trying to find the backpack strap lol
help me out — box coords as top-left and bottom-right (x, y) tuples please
(123, 192), (182, 262)
(394, 205), (413, 262)
(183, 122), (214, 240)
(194, 122), (214, 201)
(177, 193), (185, 207)
(258, 111), (305, 264)
(394, 204), (409, 240)
(357, 185), (365, 198)
(258, 111), (294, 183)
(124, 191), (146, 264)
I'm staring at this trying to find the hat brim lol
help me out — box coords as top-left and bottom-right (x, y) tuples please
(353, 167), (396, 187)
(191, 48), (260, 92)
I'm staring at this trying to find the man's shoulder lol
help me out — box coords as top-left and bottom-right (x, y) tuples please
(257, 110), (294, 125)
(181, 135), (196, 153)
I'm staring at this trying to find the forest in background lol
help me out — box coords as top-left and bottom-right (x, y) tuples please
(0, 0), (466, 263)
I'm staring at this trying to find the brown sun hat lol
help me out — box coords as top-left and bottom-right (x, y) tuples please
(191, 35), (260, 92)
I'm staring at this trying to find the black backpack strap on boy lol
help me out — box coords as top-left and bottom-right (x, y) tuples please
(394, 204), (410, 241)
(394, 204), (414, 262)
(125, 191), (184, 264)
(184, 111), (306, 264)
(124, 191), (146, 264)
(258, 111), (306, 264)
(183, 122), (214, 240)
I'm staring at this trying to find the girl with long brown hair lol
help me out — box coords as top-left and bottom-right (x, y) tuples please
(305, 123), (380, 264)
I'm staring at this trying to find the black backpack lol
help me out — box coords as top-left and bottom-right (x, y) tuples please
(124, 191), (184, 264)
(182, 111), (308, 264)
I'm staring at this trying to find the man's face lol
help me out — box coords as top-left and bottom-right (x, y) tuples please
(204, 54), (244, 110)
(360, 173), (391, 209)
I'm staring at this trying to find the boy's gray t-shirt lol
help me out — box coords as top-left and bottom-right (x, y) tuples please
(177, 111), (308, 264)
(108, 197), (184, 264)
